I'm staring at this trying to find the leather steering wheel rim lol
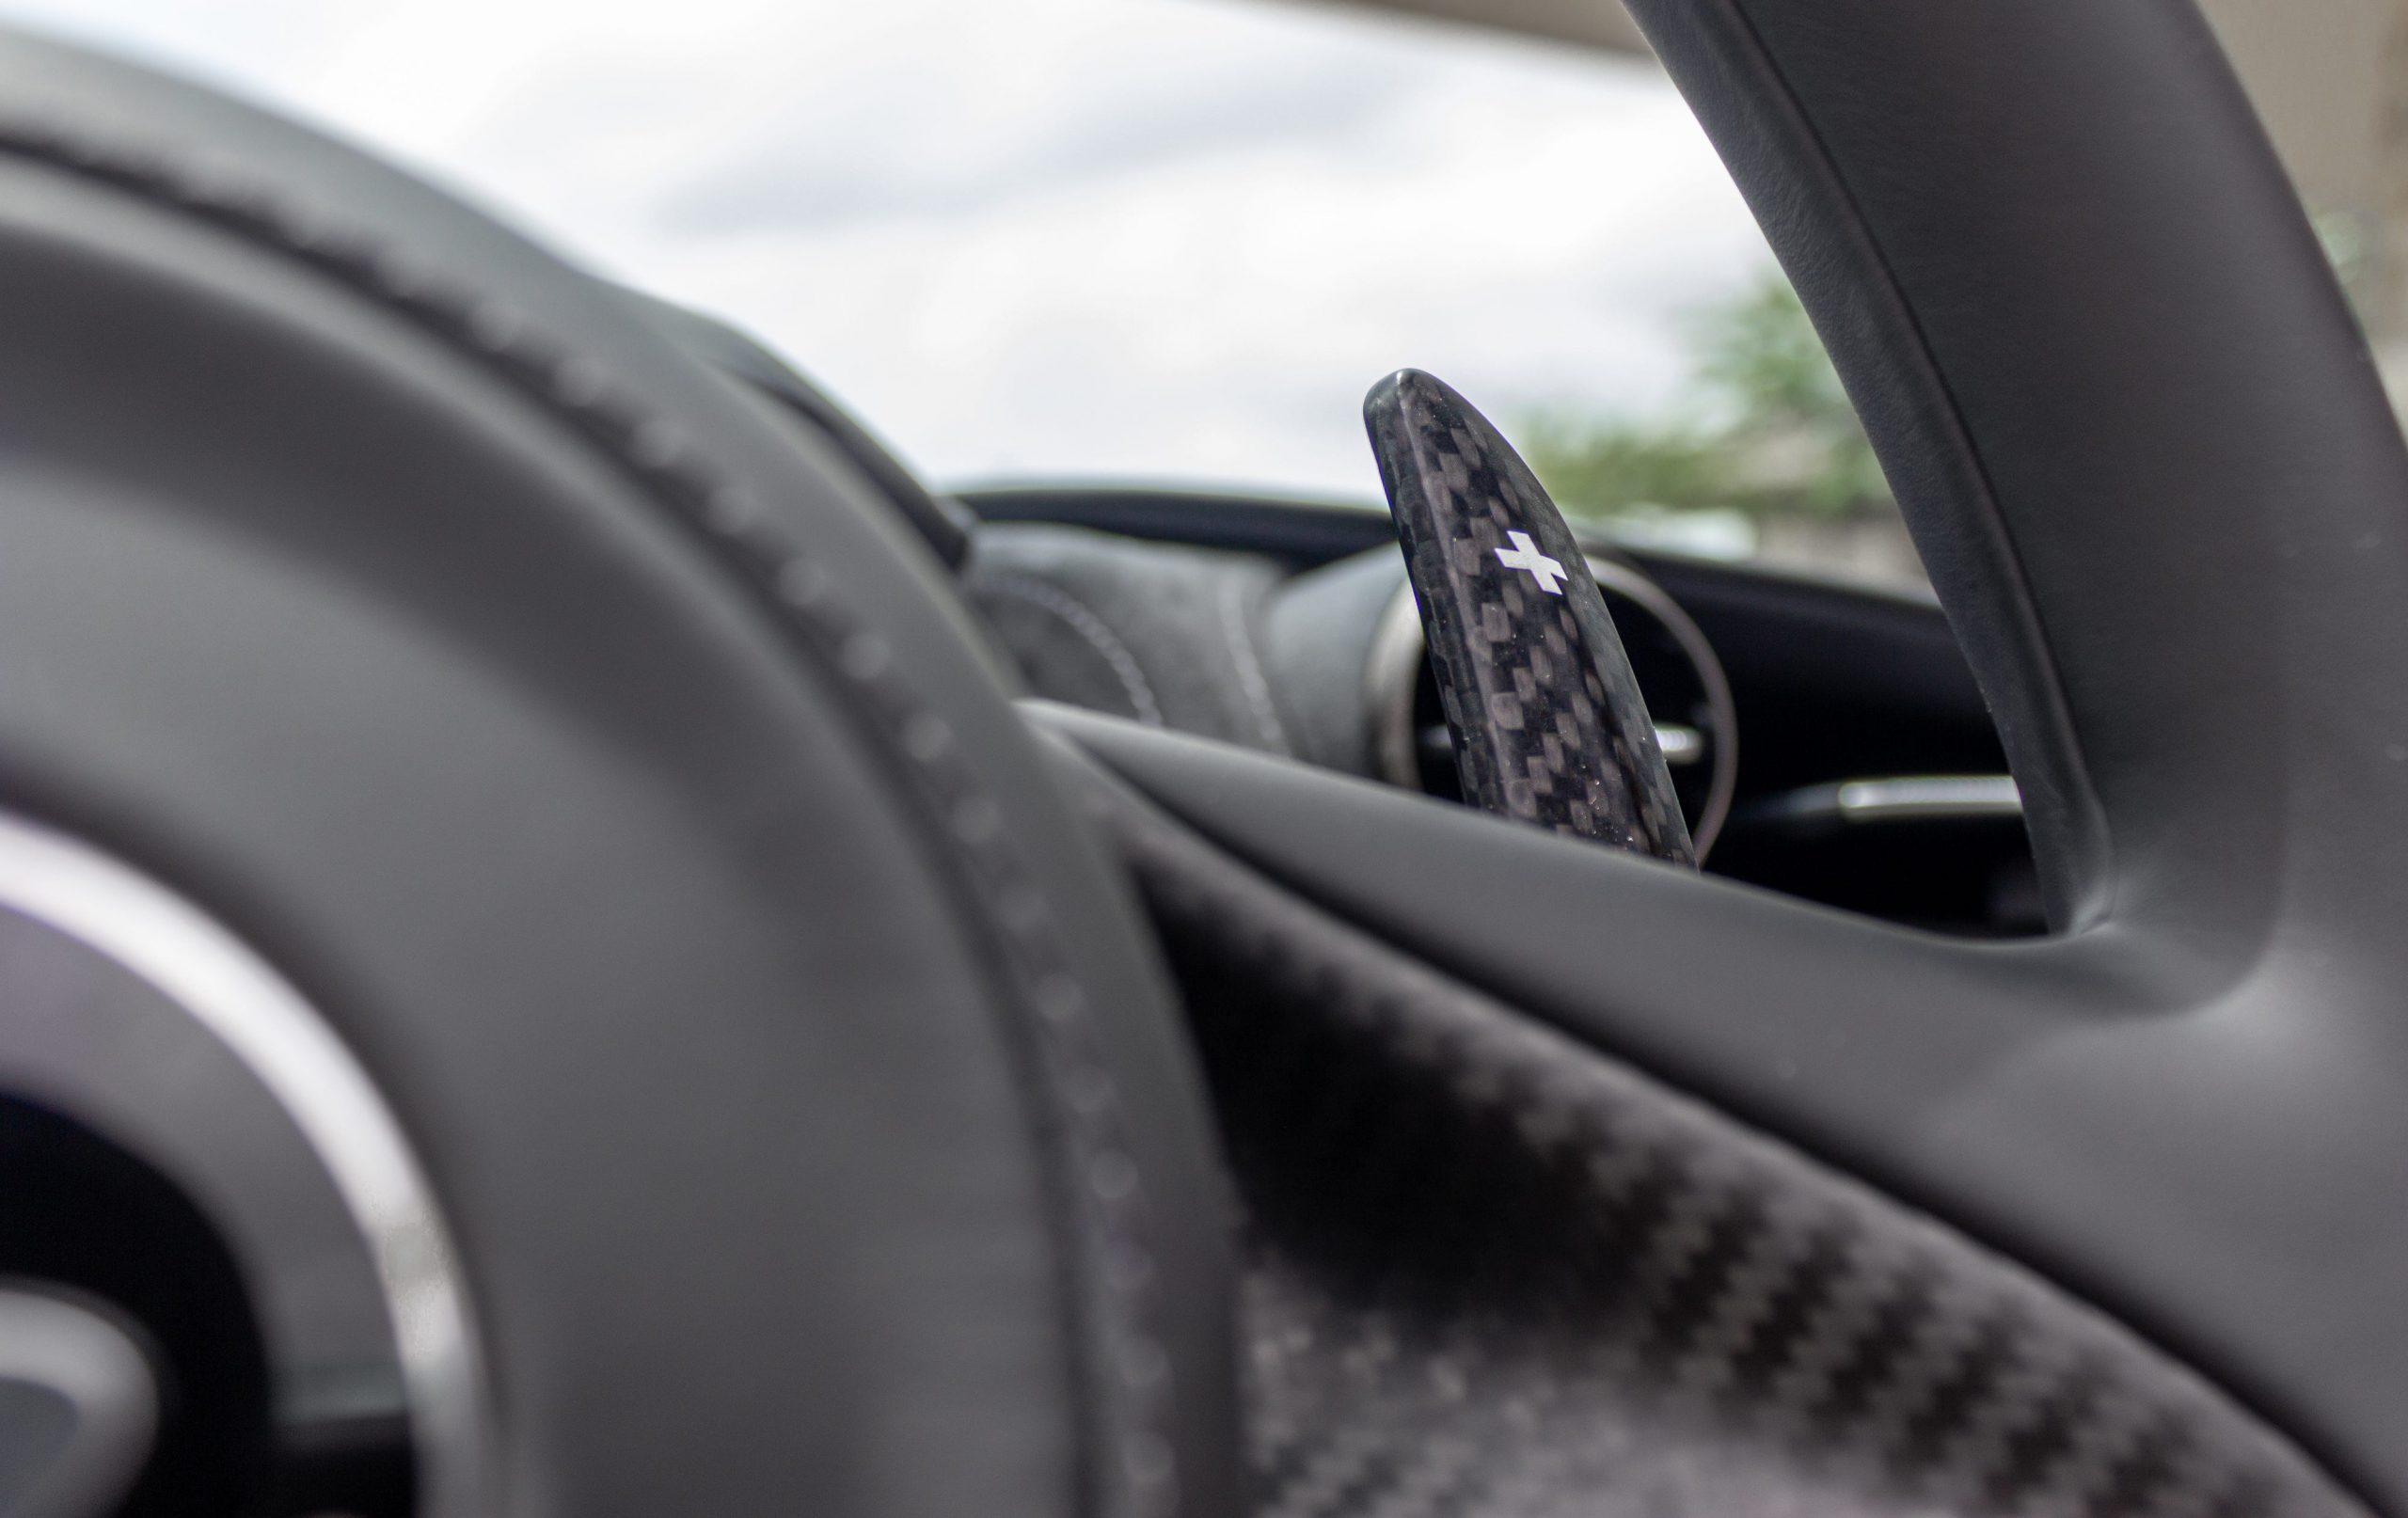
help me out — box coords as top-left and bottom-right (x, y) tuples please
(1651, 2), (2408, 1501)
(0, 28), (1238, 1518)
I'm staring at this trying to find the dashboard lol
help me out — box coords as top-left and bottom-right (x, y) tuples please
(640, 299), (2040, 938)
(959, 484), (2042, 937)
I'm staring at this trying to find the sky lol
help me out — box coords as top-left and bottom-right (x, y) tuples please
(0, 0), (1775, 499)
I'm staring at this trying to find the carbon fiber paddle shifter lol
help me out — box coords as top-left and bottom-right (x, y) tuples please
(1365, 369), (1695, 865)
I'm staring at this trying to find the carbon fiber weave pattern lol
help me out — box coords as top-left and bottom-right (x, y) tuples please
(1365, 370), (1691, 864)
(1075, 768), (2368, 1518)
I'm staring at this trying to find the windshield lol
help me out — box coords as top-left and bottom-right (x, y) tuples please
(11, 0), (2389, 593)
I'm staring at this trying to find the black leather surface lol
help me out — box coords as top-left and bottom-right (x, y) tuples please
(0, 29), (1236, 1518)
(1614, 0), (2408, 1500)
(626, 288), (976, 569)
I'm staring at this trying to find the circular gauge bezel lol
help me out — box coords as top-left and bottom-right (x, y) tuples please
(1365, 555), (1739, 859)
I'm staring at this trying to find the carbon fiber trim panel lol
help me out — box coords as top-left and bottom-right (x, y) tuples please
(1365, 370), (1691, 864)
(1069, 759), (2367, 1518)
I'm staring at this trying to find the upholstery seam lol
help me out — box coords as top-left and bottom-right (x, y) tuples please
(1214, 577), (1294, 756)
(980, 571), (1170, 730)
(0, 119), (1182, 1518)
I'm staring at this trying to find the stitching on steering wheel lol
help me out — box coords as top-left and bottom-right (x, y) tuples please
(0, 118), (1183, 1518)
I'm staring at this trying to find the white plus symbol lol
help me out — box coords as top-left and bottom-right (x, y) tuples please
(1494, 530), (1568, 595)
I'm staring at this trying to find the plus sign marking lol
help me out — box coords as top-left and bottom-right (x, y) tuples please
(1494, 530), (1568, 595)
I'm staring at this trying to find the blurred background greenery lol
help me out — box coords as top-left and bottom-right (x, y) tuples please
(1530, 219), (2377, 587)
(1524, 274), (1884, 524)
(1520, 269), (1914, 582)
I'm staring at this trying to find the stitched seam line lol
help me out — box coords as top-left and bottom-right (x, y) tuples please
(980, 572), (1169, 730)
(0, 119), (1180, 1518)
(1214, 577), (1292, 756)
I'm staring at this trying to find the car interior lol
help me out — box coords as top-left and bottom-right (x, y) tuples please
(2, 3), (2405, 1517)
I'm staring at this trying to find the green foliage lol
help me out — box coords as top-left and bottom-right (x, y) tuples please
(1528, 206), (2382, 530)
(1524, 270), (1893, 525)
(1694, 276), (1848, 428)
(1513, 415), (1728, 519)
(2313, 209), (2373, 328)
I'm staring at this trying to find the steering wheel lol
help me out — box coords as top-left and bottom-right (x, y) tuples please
(0, 30), (1240, 1518)
(0, 4), (2400, 1518)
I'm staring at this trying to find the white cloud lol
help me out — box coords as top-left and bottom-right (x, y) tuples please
(0, 0), (1774, 497)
